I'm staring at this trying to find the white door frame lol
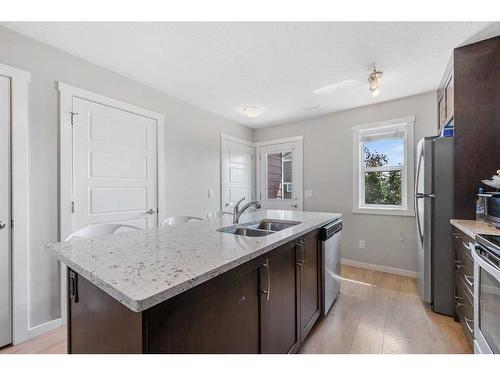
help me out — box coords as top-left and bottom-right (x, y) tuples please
(58, 82), (166, 325)
(255, 136), (304, 210)
(0, 62), (30, 344)
(220, 133), (255, 210)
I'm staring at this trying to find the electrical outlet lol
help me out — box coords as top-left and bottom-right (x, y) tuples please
(359, 240), (366, 249)
(305, 189), (313, 198)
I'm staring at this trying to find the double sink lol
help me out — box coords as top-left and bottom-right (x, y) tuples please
(217, 219), (301, 237)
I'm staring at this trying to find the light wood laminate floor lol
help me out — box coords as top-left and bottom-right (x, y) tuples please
(0, 265), (471, 354)
(300, 265), (472, 354)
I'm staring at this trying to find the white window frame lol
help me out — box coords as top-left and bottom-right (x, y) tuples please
(352, 116), (415, 216)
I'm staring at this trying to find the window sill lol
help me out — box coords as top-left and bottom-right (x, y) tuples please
(352, 207), (415, 217)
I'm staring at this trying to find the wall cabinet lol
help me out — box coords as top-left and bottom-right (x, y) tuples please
(68, 228), (322, 354)
(437, 58), (454, 132)
(453, 36), (500, 219)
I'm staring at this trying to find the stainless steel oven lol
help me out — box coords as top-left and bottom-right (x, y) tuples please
(471, 235), (500, 354)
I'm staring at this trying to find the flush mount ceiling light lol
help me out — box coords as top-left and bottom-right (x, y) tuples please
(241, 105), (266, 118)
(368, 68), (383, 97)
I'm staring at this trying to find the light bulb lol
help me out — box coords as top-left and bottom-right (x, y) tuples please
(371, 88), (380, 97)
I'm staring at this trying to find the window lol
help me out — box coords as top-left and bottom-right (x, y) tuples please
(352, 117), (415, 216)
(266, 151), (293, 200)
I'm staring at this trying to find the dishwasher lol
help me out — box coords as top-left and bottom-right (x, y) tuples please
(319, 219), (342, 316)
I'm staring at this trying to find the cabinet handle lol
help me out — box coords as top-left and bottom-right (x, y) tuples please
(456, 302), (464, 308)
(464, 317), (474, 335)
(260, 259), (271, 302)
(69, 270), (79, 303)
(462, 242), (471, 251)
(454, 260), (464, 269)
(464, 274), (474, 287)
(295, 239), (306, 269)
(455, 295), (463, 300)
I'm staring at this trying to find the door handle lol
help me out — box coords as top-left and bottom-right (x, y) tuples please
(290, 204), (298, 208)
(0, 221), (6, 230)
(146, 208), (157, 215)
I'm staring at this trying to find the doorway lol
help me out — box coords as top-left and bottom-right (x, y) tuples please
(220, 134), (255, 210)
(0, 75), (11, 347)
(257, 138), (303, 211)
(58, 83), (165, 324)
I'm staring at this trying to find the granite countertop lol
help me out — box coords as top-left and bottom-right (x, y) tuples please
(450, 219), (500, 238)
(47, 210), (341, 312)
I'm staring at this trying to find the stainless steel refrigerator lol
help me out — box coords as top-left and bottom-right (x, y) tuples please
(415, 136), (454, 316)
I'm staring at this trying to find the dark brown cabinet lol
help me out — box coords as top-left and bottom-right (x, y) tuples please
(148, 260), (261, 353)
(298, 230), (320, 339)
(260, 240), (300, 354)
(437, 58), (454, 132)
(452, 228), (475, 349)
(453, 36), (500, 219)
(67, 228), (322, 354)
(259, 230), (321, 353)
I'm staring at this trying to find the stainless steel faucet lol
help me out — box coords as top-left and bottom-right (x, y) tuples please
(233, 198), (262, 224)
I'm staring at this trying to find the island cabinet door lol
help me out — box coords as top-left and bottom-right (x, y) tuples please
(260, 240), (301, 354)
(67, 269), (144, 354)
(298, 230), (320, 341)
(146, 260), (261, 354)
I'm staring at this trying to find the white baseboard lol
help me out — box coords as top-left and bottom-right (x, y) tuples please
(341, 258), (417, 278)
(27, 317), (63, 339)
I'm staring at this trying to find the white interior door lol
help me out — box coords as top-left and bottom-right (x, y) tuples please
(72, 97), (158, 231)
(258, 141), (303, 211)
(221, 136), (255, 210)
(0, 75), (11, 347)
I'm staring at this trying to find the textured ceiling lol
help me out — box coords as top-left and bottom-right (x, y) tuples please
(2, 22), (497, 128)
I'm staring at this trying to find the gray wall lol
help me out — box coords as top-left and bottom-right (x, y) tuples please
(254, 92), (437, 273)
(0, 26), (253, 329)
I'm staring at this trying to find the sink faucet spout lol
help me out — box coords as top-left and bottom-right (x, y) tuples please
(233, 198), (262, 224)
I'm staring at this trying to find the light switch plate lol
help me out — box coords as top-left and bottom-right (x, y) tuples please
(305, 190), (313, 198)
(359, 240), (366, 249)
(208, 189), (214, 198)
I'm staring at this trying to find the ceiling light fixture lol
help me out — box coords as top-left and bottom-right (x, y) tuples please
(241, 105), (266, 118)
(368, 68), (383, 97)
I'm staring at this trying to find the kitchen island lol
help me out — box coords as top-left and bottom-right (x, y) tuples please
(47, 210), (341, 354)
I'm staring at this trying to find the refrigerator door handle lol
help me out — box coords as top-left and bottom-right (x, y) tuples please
(415, 145), (424, 242)
(415, 193), (435, 198)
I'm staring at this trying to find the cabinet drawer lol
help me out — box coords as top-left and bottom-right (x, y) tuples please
(453, 230), (474, 295)
(455, 278), (474, 348)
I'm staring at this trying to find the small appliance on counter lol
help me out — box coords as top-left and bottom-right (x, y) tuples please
(319, 219), (342, 316)
(479, 192), (500, 229)
(471, 234), (500, 354)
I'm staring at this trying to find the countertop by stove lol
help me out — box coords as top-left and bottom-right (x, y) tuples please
(47, 210), (341, 312)
(450, 219), (500, 238)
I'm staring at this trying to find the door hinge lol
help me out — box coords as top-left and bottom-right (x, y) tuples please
(11, 219), (14, 228)
(70, 111), (79, 126)
(71, 201), (75, 213)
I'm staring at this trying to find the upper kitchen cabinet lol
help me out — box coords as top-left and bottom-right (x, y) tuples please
(453, 36), (500, 219)
(437, 57), (454, 132)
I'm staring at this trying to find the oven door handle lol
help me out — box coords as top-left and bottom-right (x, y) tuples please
(471, 244), (500, 282)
